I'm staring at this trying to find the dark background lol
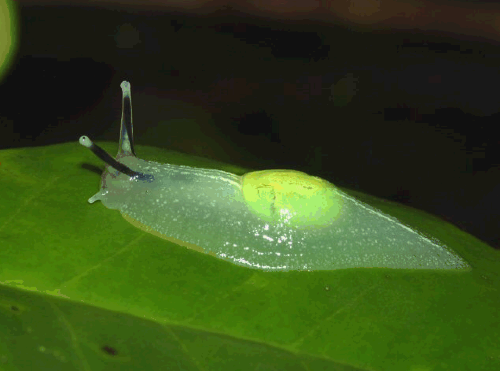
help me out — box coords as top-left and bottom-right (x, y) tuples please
(1, 2), (499, 250)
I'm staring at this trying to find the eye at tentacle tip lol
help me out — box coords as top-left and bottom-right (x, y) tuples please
(120, 80), (130, 93)
(79, 135), (92, 148)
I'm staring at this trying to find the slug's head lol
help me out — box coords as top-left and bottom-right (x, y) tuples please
(79, 81), (154, 204)
(242, 170), (344, 229)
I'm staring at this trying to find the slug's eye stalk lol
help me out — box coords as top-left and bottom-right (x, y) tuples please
(79, 136), (154, 182)
(119, 81), (135, 156)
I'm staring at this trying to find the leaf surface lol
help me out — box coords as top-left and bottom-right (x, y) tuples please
(0, 142), (499, 371)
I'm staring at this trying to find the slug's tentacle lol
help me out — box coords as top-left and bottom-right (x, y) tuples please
(119, 81), (135, 157)
(79, 136), (154, 182)
(79, 81), (153, 182)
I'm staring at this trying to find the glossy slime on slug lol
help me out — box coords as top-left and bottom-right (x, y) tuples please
(79, 81), (470, 272)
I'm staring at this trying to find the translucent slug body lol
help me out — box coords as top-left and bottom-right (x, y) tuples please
(79, 81), (470, 272)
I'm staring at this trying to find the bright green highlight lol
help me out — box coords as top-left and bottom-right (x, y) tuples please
(241, 170), (344, 229)
(0, 0), (18, 83)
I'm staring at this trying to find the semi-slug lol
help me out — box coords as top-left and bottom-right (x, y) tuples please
(79, 81), (470, 272)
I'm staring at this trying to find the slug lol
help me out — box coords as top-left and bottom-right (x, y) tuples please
(79, 81), (470, 272)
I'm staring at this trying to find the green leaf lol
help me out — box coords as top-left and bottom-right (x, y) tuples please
(1, 142), (499, 371)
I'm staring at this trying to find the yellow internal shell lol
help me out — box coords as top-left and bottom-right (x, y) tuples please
(241, 170), (344, 229)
